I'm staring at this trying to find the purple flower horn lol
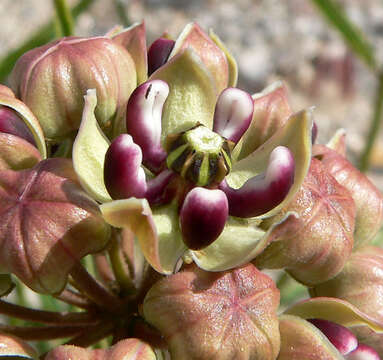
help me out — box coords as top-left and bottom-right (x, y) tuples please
(219, 146), (295, 217)
(213, 87), (254, 144)
(104, 134), (147, 199)
(126, 80), (169, 173)
(180, 187), (228, 250)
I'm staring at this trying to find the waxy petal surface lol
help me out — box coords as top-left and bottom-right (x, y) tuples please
(0, 158), (111, 294)
(234, 82), (292, 161)
(0, 86), (46, 158)
(191, 212), (298, 272)
(111, 22), (148, 84)
(314, 144), (383, 248)
(352, 326), (383, 358)
(0, 133), (41, 171)
(73, 89), (112, 203)
(227, 109), (312, 219)
(100, 199), (186, 274)
(143, 264), (280, 360)
(256, 158), (355, 285)
(285, 297), (383, 332)
(209, 29), (238, 87)
(45, 338), (155, 360)
(278, 315), (344, 360)
(150, 48), (217, 142)
(311, 246), (383, 326)
(170, 23), (229, 93)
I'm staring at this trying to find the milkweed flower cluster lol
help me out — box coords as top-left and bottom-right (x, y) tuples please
(0, 22), (381, 360)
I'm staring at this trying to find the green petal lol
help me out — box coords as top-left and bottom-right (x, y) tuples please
(278, 314), (344, 360)
(191, 212), (298, 271)
(110, 22), (148, 85)
(326, 128), (346, 156)
(100, 199), (187, 274)
(149, 48), (217, 142)
(0, 87), (46, 159)
(285, 297), (383, 333)
(226, 109), (313, 219)
(72, 89), (112, 203)
(209, 29), (238, 87)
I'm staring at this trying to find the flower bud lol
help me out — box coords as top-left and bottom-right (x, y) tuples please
(256, 158), (355, 285)
(11, 36), (137, 140)
(143, 263), (280, 360)
(311, 246), (383, 325)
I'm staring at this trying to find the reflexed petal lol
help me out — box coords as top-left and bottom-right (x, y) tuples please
(308, 319), (358, 355)
(143, 263), (280, 360)
(233, 81), (292, 161)
(45, 338), (156, 360)
(0, 333), (37, 359)
(73, 89), (112, 203)
(220, 146), (294, 218)
(278, 315), (344, 360)
(326, 128), (347, 156)
(256, 158), (355, 285)
(213, 87), (253, 144)
(180, 187), (228, 250)
(0, 158), (111, 294)
(227, 109), (312, 219)
(314, 144), (383, 248)
(191, 212), (298, 271)
(0, 85), (46, 158)
(100, 199), (187, 274)
(285, 297), (383, 332)
(148, 37), (175, 75)
(150, 48), (217, 140)
(110, 22), (148, 84)
(104, 134), (147, 199)
(311, 246), (383, 326)
(0, 133), (41, 170)
(170, 22), (229, 93)
(346, 344), (381, 360)
(126, 80), (168, 173)
(0, 106), (36, 145)
(209, 29), (238, 87)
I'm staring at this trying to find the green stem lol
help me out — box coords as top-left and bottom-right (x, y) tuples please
(0, 299), (98, 325)
(359, 73), (383, 171)
(0, 0), (95, 82)
(54, 288), (94, 310)
(70, 262), (124, 313)
(53, 0), (74, 37)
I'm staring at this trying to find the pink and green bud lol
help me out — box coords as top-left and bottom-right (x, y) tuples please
(0, 158), (111, 294)
(311, 246), (383, 325)
(11, 36), (137, 140)
(314, 144), (383, 248)
(180, 187), (228, 250)
(148, 37), (175, 75)
(143, 263), (280, 360)
(45, 338), (156, 360)
(256, 158), (355, 285)
(220, 145), (295, 217)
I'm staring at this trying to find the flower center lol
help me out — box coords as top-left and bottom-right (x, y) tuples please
(165, 124), (233, 186)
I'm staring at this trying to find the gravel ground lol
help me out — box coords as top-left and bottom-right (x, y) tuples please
(1, 0), (383, 186)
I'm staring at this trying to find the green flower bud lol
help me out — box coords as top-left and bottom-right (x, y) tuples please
(11, 36), (137, 141)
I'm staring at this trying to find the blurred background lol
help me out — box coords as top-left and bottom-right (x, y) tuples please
(1, 0), (383, 187)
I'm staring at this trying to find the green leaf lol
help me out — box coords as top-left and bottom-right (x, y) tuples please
(311, 0), (377, 70)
